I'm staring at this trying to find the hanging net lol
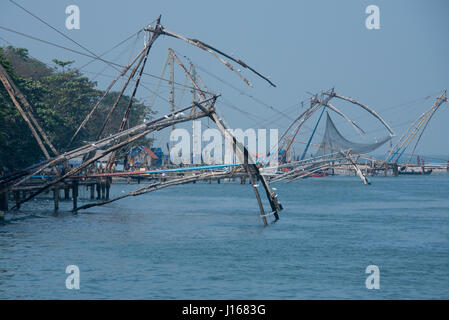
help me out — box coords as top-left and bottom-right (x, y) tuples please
(314, 112), (391, 156)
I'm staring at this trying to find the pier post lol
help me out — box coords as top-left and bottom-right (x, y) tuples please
(96, 182), (101, 200)
(53, 187), (59, 211)
(101, 181), (106, 200)
(393, 163), (399, 176)
(72, 180), (79, 211)
(64, 187), (70, 200)
(345, 155), (370, 185)
(0, 191), (8, 213)
(105, 178), (111, 200)
(14, 191), (20, 209)
(90, 184), (95, 200)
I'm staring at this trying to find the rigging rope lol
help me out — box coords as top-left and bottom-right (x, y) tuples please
(0, 25), (215, 95)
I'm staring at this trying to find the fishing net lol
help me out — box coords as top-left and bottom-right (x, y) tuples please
(314, 112), (391, 156)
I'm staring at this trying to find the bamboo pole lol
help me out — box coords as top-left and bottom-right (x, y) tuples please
(324, 91), (395, 136)
(2, 97), (216, 192)
(344, 153), (370, 185)
(324, 102), (365, 136)
(67, 45), (149, 148)
(387, 90), (447, 163)
(157, 28), (256, 87)
(286, 164), (333, 183)
(171, 50), (281, 224)
(8, 107), (211, 209)
(74, 171), (232, 212)
(118, 20), (161, 134)
(96, 49), (147, 140)
(406, 90), (447, 163)
(173, 52), (269, 224)
(283, 94), (333, 156)
(106, 24), (161, 169)
(0, 64), (51, 159)
(0, 64), (58, 156)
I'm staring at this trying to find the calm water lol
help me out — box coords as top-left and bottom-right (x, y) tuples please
(1, 174), (448, 299)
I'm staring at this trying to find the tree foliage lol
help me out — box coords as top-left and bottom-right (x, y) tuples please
(0, 46), (152, 173)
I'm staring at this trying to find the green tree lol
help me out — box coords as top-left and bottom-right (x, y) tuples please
(0, 46), (153, 173)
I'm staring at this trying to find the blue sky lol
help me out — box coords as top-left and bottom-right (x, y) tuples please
(0, 0), (448, 157)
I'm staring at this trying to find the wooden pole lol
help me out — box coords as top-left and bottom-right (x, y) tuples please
(170, 50), (282, 224)
(0, 64), (58, 156)
(5, 98), (215, 192)
(345, 154), (370, 185)
(156, 26), (276, 87)
(74, 171), (232, 212)
(324, 91), (395, 136)
(0, 64), (51, 159)
(106, 22), (162, 170)
(14, 190), (20, 209)
(67, 45), (150, 148)
(105, 178), (111, 200)
(283, 95), (333, 157)
(53, 187), (59, 211)
(64, 187), (70, 200)
(169, 51), (175, 131)
(101, 181), (106, 200)
(7, 106), (211, 208)
(406, 90), (447, 163)
(244, 164), (267, 225)
(96, 182), (101, 200)
(393, 163), (399, 176)
(0, 191), (8, 213)
(96, 49), (147, 141)
(72, 180), (79, 211)
(97, 16), (162, 142)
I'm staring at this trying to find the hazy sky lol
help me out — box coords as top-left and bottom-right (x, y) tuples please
(1, 0), (448, 158)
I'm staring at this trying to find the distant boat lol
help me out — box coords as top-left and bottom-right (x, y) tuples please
(299, 171), (326, 178)
(309, 172), (326, 178)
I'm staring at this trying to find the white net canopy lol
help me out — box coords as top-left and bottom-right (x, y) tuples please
(314, 112), (391, 156)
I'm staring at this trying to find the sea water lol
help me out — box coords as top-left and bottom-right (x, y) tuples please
(0, 174), (448, 299)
